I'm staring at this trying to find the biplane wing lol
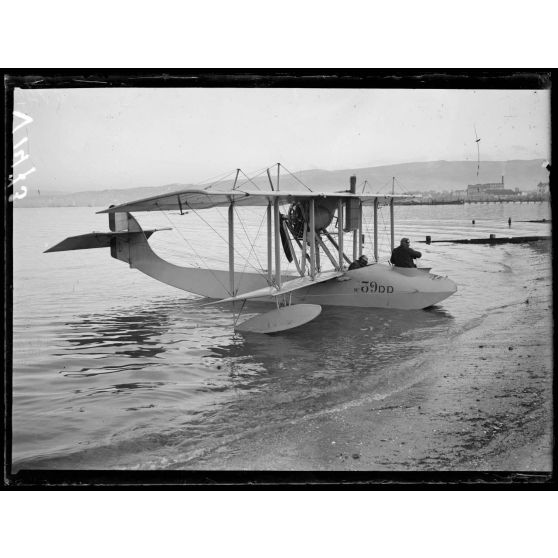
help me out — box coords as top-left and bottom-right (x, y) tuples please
(98, 188), (413, 214)
(216, 269), (344, 304)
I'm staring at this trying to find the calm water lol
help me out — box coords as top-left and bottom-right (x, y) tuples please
(12, 202), (552, 469)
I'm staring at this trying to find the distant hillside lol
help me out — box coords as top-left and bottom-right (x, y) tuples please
(281, 160), (549, 193)
(14, 159), (549, 208)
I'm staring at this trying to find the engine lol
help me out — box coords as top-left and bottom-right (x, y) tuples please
(286, 200), (336, 239)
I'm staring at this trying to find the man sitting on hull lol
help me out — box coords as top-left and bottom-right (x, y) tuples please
(390, 238), (422, 268)
(348, 254), (369, 270)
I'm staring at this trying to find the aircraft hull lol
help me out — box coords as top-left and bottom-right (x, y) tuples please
(277, 264), (456, 309)
(110, 213), (457, 310)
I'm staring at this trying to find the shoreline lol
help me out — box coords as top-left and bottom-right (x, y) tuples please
(178, 281), (552, 472)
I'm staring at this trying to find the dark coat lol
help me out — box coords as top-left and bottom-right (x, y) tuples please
(348, 258), (368, 270)
(348, 261), (362, 270)
(390, 245), (422, 268)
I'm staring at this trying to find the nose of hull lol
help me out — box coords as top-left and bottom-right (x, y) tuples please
(421, 277), (457, 307)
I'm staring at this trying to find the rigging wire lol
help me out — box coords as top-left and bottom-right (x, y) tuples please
(199, 168), (239, 191)
(232, 300), (247, 327)
(233, 205), (268, 292)
(154, 203), (230, 295)
(233, 169), (265, 192)
(374, 178), (395, 195)
(393, 177), (413, 195)
(185, 203), (270, 280)
(279, 163), (314, 192)
(360, 201), (391, 264)
(236, 168), (269, 191)
(214, 205), (257, 261)
(377, 204), (392, 262)
(360, 204), (375, 258)
(213, 202), (277, 279)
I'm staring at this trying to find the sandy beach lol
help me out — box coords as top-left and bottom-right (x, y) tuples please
(180, 252), (553, 472)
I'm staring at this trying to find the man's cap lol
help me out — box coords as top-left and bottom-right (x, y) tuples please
(400, 237), (410, 244)
(359, 254), (368, 262)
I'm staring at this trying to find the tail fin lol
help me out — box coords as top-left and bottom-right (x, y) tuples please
(109, 209), (131, 264)
(108, 208), (128, 233)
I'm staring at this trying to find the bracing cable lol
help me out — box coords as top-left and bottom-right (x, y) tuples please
(200, 168), (239, 191)
(154, 204), (230, 295)
(233, 205), (269, 292)
(280, 163), (314, 192)
(186, 203), (269, 281)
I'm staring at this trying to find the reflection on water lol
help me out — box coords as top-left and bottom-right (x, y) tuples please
(214, 303), (455, 382)
(79, 382), (166, 397)
(59, 307), (172, 367)
(14, 295), (456, 469)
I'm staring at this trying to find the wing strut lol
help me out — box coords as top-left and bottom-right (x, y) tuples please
(228, 200), (235, 296)
(309, 199), (316, 279)
(301, 215), (307, 276)
(337, 198), (344, 270)
(316, 234), (339, 269)
(274, 198), (281, 288)
(390, 196), (395, 252)
(266, 168), (275, 191)
(324, 232), (352, 266)
(374, 197), (379, 262)
(358, 198), (363, 258)
(267, 201), (273, 283)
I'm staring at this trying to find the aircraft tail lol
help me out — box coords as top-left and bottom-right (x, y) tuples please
(46, 209), (273, 298)
(44, 208), (170, 266)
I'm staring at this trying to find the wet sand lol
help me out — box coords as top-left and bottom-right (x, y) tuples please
(182, 275), (553, 472)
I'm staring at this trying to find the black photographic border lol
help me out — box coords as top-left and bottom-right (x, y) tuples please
(2, 69), (555, 489)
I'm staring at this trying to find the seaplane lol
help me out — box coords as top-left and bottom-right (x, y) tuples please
(45, 165), (457, 333)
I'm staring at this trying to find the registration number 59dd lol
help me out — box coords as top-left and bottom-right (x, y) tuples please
(357, 281), (394, 294)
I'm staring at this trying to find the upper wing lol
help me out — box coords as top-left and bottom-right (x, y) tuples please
(97, 189), (249, 213)
(215, 270), (345, 303)
(98, 188), (414, 214)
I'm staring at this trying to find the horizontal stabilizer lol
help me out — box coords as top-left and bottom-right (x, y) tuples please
(215, 270), (344, 303)
(44, 228), (170, 252)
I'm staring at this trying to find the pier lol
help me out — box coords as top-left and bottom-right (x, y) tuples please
(395, 198), (548, 206)
(421, 235), (551, 245)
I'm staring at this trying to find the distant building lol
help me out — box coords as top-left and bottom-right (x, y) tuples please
(467, 182), (503, 195)
(467, 176), (515, 199)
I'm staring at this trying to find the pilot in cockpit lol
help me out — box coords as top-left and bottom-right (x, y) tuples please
(348, 254), (368, 270)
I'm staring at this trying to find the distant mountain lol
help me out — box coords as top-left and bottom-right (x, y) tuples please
(276, 160), (549, 194)
(14, 159), (549, 208)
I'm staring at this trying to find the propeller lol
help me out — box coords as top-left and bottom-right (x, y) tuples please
(279, 214), (294, 262)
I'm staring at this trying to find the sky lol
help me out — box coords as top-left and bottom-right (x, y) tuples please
(13, 87), (551, 193)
